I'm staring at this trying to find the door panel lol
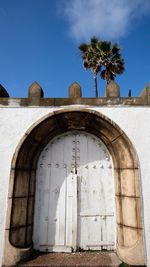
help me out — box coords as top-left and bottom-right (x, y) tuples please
(33, 131), (115, 252)
(76, 133), (115, 250)
(33, 134), (75, 252)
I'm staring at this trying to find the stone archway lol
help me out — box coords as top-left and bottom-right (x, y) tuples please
(4, 108), (145, 265)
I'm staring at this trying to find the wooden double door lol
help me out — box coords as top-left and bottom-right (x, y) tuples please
(33, 131), (115, 252)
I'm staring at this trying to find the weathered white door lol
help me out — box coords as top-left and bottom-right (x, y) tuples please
(33, 134), (77, 252)
(76, 133), (115, 250)
(33, 131), (115, 252)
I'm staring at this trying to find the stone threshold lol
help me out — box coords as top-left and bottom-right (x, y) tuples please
(8, 251), (122, 267)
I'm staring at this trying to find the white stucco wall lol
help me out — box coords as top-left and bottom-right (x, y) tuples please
(0, 105), (150, 266)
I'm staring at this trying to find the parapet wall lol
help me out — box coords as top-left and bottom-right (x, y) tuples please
(0, 81), (150, 107)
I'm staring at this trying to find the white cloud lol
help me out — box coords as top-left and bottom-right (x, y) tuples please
(61, 0), (150, 42)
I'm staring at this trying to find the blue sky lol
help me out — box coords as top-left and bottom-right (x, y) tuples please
(0, 0), (150, 98)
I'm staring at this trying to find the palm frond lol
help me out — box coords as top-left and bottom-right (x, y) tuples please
(91, 36), (99, 44)
(79, 43), (88, 52)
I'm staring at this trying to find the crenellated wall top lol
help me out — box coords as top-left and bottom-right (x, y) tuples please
(0, 81), (150, 106)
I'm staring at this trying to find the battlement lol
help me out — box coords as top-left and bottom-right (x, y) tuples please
(0, 81), (150, 107)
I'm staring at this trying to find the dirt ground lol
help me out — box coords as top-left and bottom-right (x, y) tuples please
(18, 251), (121, 267)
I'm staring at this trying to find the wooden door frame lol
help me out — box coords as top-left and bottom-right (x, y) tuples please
(4, 108), (145, 265)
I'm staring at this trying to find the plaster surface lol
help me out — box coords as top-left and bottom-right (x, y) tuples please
(0, 105), (150, 266)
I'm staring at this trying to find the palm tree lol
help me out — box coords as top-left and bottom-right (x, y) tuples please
(79, 37), (101, 97)
(79, 37), (125, 97)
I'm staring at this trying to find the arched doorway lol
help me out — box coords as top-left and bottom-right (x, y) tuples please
(4, 108), (145, 266)
(33, 131), (115, 252)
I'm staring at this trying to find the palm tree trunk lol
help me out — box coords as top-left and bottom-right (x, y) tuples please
(94, 74), (98, 97)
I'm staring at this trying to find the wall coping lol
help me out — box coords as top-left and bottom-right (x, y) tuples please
(0, 97), (150, 107)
